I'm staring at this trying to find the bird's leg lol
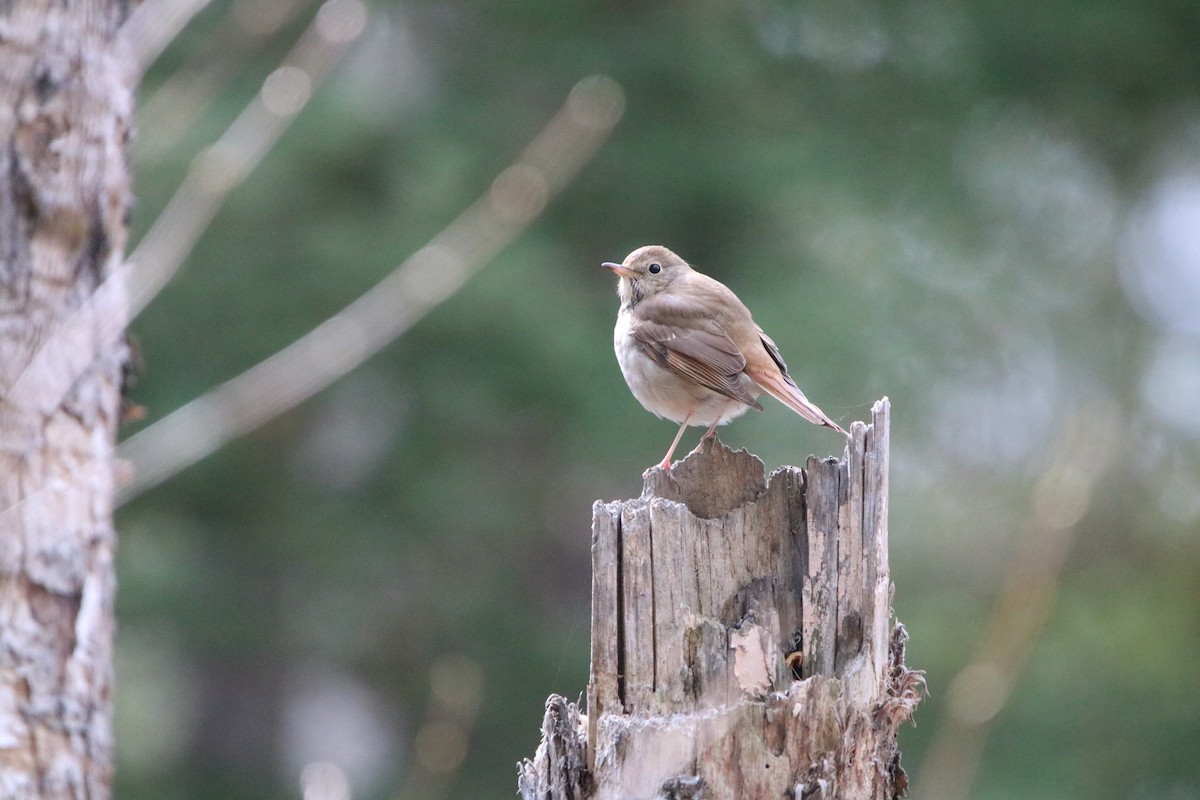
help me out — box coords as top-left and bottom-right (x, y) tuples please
(659, 411), (693, 471)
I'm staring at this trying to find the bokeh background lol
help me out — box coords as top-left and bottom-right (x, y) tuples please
(117, 1), (1200, 797)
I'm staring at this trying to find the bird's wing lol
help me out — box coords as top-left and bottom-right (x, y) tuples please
(756, 328), (792, 375)
(630, 318), (763, 410)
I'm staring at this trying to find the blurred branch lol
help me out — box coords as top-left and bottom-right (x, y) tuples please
(915, 403), (1120, 800)
(123, 0), (218, 72)
(0, 0), (359, 448)
(116, 74), (625, 504)
(135, 0), (316, 163)
(395, 654), (484, 800)
(127, 0), (366, 319)
(300, 762), (352, 800)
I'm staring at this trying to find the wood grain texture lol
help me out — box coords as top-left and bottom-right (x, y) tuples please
(519, 399), (924, 800)
(0, 3), (134, 797)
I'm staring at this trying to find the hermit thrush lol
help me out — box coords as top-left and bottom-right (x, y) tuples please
(604, 245), (846, 471)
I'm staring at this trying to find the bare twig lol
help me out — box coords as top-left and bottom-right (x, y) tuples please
(116, 74), (625, 504)
(915, 403), (1119, 800)
(127, 0), (367, 319)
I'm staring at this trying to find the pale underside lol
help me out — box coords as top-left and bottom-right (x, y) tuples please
(614, 307), (758, 427)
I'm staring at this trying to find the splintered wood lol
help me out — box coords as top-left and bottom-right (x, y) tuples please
(519, 398), (923, 800)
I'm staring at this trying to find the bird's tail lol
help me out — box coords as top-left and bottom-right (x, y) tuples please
(751, 369), (848, 435)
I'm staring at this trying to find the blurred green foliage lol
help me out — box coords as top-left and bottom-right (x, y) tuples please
(119, 0), (1200, 797)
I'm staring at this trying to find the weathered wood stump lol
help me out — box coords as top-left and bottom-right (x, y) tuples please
(519, 398), (922, 799)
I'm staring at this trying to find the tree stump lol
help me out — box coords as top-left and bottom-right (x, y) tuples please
(519, 398), (923, 799)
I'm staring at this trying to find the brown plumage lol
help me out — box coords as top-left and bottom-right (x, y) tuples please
(604, 244), (846, 471)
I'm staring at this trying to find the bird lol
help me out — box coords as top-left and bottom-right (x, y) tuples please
(603, 244), (846, 472)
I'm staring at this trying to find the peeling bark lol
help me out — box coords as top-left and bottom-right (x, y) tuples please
(0, 2), (135, 797)
(520, 399), (923, 800)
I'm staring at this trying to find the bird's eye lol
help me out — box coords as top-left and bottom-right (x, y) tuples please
(648, 263), (662, 274)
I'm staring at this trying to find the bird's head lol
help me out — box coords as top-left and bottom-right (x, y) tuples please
(602, 245), (689, 307)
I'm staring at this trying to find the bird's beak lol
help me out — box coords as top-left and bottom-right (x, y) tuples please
(603, 261), (637, 279)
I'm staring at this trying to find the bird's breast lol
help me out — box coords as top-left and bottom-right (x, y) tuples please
(613, 308), (755, 426)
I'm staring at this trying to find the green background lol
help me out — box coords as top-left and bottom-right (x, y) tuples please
(119, 1), (1200, 797)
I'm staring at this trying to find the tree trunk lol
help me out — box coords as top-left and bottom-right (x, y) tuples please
(0, 2), (134, 797)
(519, 399), (923, 799)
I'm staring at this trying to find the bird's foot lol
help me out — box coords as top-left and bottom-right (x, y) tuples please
(643, 457), (675, 481)
(644, 467), (667, 481)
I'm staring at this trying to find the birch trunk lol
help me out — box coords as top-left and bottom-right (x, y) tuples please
(519, 398), (923, 799)
(0, 2), (135, 797)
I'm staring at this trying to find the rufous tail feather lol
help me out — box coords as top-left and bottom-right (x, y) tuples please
(750, 369), (848, 435)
